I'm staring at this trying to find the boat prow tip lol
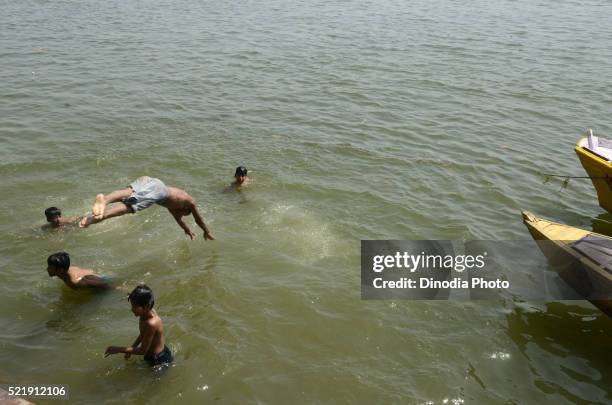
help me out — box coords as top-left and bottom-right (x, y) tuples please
(521, 210), (536, 223)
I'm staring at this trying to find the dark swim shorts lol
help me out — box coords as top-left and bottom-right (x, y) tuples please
(144, 345), (173, 366)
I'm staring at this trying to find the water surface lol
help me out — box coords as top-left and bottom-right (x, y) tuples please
(2, 0), (612, 403)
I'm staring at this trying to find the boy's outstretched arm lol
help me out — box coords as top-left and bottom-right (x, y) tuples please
(170, 210), (196, 240)
(65, 215), (84, 224)
(105, 325), (154, 357)
(190, 203), (215, 240)
(124, 334), (142, 359)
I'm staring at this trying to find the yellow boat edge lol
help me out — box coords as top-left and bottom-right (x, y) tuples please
(521, 210), (591, 242)
(521, 210), (612, 317)
(575, 137), (612, 213)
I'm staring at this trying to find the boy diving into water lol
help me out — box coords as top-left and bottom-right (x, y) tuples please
(47, 252), (111, 290)
(104, 284), (173, 367)
(79, 176), (214, 240)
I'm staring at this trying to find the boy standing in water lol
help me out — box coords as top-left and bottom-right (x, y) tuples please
(43, 207), (82, 229)
(225, 166), (250, 191)
(47, 252), (111, 289)
(79, 176), (214, 240)
(104, 285), (173, 367)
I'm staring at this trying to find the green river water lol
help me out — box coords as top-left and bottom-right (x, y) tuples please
(1, 0), (612, 403)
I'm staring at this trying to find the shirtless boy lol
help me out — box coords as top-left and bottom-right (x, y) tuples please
(47, 252), (111, 290)
(225, 166), (250, 191)
(104, 284), (173, 367)
(232, 166), (250, 187)
(79, 176), (214, 240)
(43, 207), (82, 229)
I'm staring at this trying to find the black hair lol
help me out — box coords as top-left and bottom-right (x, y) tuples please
(45, 207), (62, 218)
(128, 284), (155, 309)
(235, 166), (248, 177)
(47, 252), (70, 271)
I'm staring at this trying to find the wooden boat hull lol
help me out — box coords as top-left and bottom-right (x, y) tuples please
(575, 137), (612, 213)
(522, 211), (612, 317)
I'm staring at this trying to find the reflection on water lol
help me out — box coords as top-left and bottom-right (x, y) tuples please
(506, 302), (612, 403)
(590, 212), (612, 238)
(46, 287), (113, 334)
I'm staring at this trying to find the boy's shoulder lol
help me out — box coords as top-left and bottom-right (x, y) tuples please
(59, 216), (79, 225)
(142, 313), (163, 329)
(62, 268), (79, 289)
(68, 265), (86, 275)
(166, 187), (194, 202)
(66, 266), (92, 283)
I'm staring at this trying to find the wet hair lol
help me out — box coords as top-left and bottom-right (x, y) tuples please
(128, 284), (155, 309)
(234, 166), (248, 177)
(47, 252), (70, 271)
(45, 207), (61, 219)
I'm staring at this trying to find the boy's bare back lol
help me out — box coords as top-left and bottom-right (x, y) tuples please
(140, 310), (164, 358)
(159, 187), (196, 211)
(65, 266), (109, 289)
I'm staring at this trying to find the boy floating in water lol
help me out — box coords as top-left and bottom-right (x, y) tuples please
(43, 207), (82, 229)
(47, 252), (111, 290)
(225, 166), (250, 191)
(104, 284), (173, 367)
(79, 176), (214, 240)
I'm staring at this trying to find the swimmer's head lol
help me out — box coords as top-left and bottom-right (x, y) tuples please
(234, 166), (248, 185)
(45, 207), (62, 226)
(47, 252), (70, 276)
(128, 284), (155, 315)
